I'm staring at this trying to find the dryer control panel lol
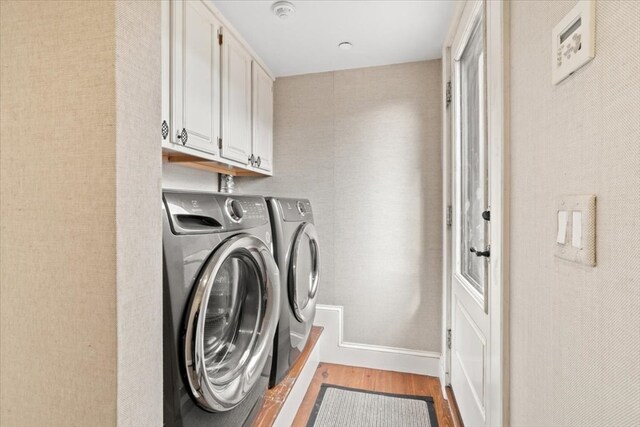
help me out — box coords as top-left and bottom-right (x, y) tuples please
(163, 191), (268, 235)
(277, 198), (313, 222)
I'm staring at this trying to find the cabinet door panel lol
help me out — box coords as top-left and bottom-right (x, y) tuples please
(172, 0), (220, 154)
(252, 63), (273, 172)
(221, 31), (252, 164)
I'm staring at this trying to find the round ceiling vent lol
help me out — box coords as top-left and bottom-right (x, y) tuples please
(272, 1), (295, 19)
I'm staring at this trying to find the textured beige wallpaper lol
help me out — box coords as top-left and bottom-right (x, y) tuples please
(1, 1), (162, 425)
(115, 1), (162, 426)
(0, 1), (118, 425)
(238, 60), (443, 352)
(510, 1), (640, 425)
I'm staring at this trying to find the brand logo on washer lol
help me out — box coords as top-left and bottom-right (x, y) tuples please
(265, 231), (271, 244)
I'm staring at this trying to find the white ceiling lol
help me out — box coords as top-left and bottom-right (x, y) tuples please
(211, 1), (456, 77)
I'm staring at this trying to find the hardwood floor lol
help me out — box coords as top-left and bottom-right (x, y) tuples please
(445, 386), (464, 427)
(292, 363), (461, 427)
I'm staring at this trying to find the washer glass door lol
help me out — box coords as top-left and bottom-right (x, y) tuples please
(288, 222), (320, 324)
(183, 234), (280, 412)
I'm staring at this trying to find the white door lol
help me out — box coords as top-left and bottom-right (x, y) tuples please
(171, 0), (221, 154)
(221, 29), (252, 164)
(251, 62), (273, 172)
(450, 2), (491, 426)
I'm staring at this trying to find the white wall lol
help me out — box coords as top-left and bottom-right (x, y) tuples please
(509, 1), (640, 425)
(238, 60), (443, 352)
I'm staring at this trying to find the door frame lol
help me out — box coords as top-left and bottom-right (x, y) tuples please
(440, 1), (510, 425)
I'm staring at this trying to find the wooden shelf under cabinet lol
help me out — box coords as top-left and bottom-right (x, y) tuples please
(162, 151), (265, 177)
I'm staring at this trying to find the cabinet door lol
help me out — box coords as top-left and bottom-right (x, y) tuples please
(221, 30), (252, 164)
(171, 0), (220, 154)
(252, 63), (273, 172)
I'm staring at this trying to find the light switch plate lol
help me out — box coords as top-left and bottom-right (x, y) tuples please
(554, 195), (596, 266)
(552, 0), (596, 84)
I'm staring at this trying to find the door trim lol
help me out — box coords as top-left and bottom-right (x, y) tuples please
(441, 1), (510, 425)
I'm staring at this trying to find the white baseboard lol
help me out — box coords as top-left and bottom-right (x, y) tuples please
(314, 304), (442, 377)
(272, 336), (320, 427)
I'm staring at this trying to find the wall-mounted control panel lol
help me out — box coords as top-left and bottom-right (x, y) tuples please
(554, 195), (596, 266)
(552, 0), (596, 84)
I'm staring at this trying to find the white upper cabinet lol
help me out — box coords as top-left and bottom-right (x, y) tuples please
(252, 62), (274, 172)
(169, 0), (220, 154)
(162, 0), (274, 176)
(221, 30), (252, 165)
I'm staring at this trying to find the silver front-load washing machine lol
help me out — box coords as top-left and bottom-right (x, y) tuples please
(162, 191), (280, 427)
(266, 198), (320, 388)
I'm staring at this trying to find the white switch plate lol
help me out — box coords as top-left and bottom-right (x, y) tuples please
(552, 0), (596, 84)
(554, 195), (596, 266)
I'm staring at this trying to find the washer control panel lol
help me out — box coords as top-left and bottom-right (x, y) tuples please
(163, 191), (268, 234)
(224, 197), (268, 227)
(225, 198), (244, 222)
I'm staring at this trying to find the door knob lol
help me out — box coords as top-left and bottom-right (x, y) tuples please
(470, 247), (490, 258)
(482, 210), (491, 221)
(176, 128), (188, 145)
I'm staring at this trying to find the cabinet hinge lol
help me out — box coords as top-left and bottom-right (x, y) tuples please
(446, 81), (452, 108)
(217, 137), (222, 150)
(446, 205), (452, 227)
(218, 32), (223, 45)
(447, 329), (452, 349)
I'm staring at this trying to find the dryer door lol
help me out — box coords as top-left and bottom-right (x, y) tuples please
(288, 222), (320, 323)
(183, 234), (280, 412)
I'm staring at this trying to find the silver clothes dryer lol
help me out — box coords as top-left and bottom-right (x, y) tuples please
(266, 198), (320, 388)
(162, 191), (280, 427)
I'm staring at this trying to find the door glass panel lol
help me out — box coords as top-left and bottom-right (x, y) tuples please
(202, 251), (262, 383)
(459, 14), (487, 295)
